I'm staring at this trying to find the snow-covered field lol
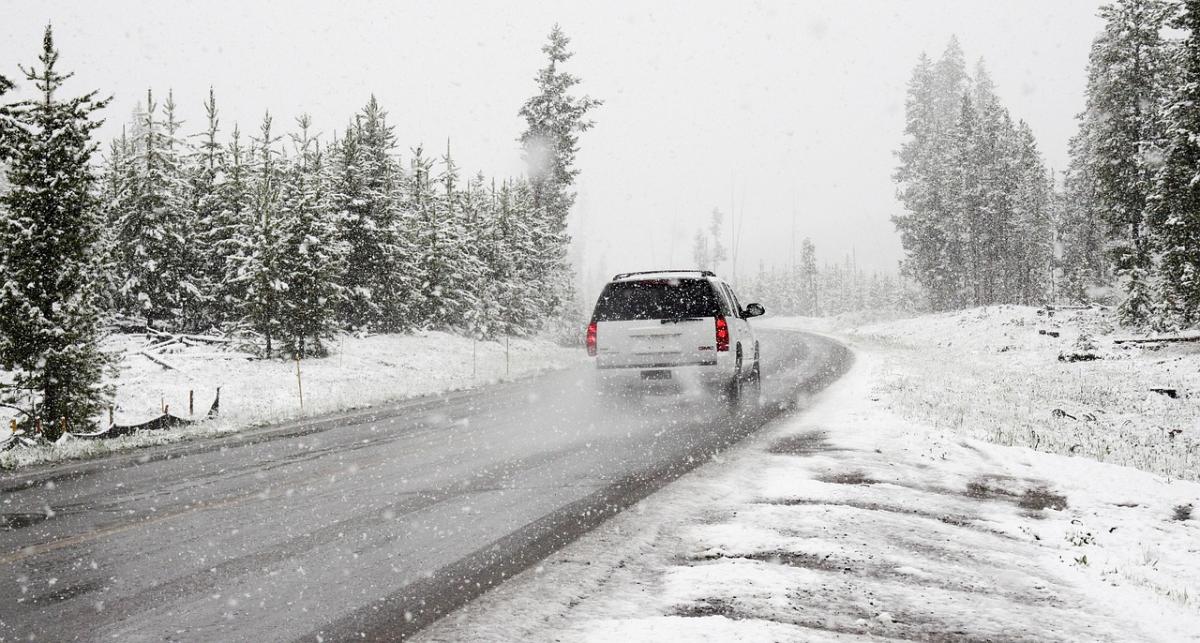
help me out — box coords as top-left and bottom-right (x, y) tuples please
(811, 306), (1200, 482)
(0, 331), (583, 469)
(417, 312), (1200, 641)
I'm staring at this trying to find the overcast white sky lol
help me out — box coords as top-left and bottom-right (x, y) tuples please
(2, 0), (1106, 292)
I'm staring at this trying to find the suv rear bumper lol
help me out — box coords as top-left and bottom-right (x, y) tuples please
(594, 359), (732, 388)
(596, 359), (717, 369)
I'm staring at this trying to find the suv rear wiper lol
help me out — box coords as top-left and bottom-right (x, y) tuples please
(661, 317), (703, 324)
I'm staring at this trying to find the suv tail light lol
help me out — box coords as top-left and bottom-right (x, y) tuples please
(586, 321), (598, 356)
(715, 315), (730, 352)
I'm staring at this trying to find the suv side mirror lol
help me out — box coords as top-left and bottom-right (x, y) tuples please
(743, 303), (765, 318)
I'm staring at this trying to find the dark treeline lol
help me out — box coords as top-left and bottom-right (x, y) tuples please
(0, 25), (599, 433)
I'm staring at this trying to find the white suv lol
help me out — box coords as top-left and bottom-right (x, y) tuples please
(586, 270), (765, 404)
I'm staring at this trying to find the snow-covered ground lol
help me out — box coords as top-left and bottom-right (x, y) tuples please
(821, 305), (1200, 482)
(0, 331), (583, 469)
(417, 311), (1200, 641)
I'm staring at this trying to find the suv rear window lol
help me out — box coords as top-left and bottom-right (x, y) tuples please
(592, 279), (721, 321)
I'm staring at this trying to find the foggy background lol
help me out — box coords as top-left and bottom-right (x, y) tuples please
(1, 0), (1105, 298)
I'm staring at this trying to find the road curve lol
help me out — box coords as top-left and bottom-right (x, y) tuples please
(0, 329), (850, 642)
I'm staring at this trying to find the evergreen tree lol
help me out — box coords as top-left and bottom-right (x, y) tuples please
(895, 39), (1055, 311)
(1152, 0), (1200, 325)
(459, 173), (500, 338)
(409, 145), (447, 326)
(96, 130), (132, 312)
(276, 115), (344, 357)
(1060, 128), (1107, 301)
(112, 89), (198, 329)
(518, 25), (601, 319)
(424, 144), (482, 329)
(799, 238), (819, 314)
(190, 88), (226, 328)
(0, 26), (112, 435)
(893, 46), (965, 310)
(333, 97), (413, 331)
(236, 113), (285, 354)
(1076, 0), (1177, 323)
(0, 72), (14, 158)
(1011, 123), (1054, 304)
(212, 125), (252, 324)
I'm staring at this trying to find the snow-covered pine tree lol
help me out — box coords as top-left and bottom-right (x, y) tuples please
(408, 145), (440, 327)
(112, 89), (198, 329)
(0, 26), (112, 435)
(691, 209), (727, 272)
(500, 179), (544, 333)
(692, 230), (710, 270)
(162, 90), (204, 329)
(946, 93), (980, 307)
(329, 121), (370, 326)
(276, 115), (344, 357)
(236, 113), (285, 354)
(1059, 127), (1107, 302)
(1151, 0), (1200, 326)
(190, 88), (227, 329)
(799, 238), (819, 315)
(459, 173), (499, 338)
(212, 125), (252, 325)
(0, 72), (13, 158)
(1011, 122), (1054, 305)
(893, 46), (964, 311)
(974, 62), (1032, 305)
(422, 144), (482, 330)
(333, 97), (413, 331)
(1078, 0), (1177, 324)
(96, 130), (132, 313)
(518, 25), (601, 320)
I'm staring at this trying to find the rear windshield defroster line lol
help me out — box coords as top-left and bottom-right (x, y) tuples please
(592, 279), (721, 322)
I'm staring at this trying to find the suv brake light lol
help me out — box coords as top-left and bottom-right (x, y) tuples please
(586, 321), (598, 356)
(715, 315), (729, 352)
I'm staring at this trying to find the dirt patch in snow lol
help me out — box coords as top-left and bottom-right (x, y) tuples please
(672, 597), (742, 619)
(766, 430), (833, 456)
(817, 470), (878, 485)
(963, 475), (1068, 512)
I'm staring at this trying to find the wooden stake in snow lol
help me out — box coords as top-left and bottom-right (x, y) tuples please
(189, 390), (194, 416)
(108, 405), (114, 427)
(296, 356), (304, 411)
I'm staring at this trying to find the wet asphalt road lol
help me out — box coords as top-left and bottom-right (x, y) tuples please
(0, 329), (850, 642)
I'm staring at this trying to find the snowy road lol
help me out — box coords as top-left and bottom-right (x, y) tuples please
(0, 329), (850, 641)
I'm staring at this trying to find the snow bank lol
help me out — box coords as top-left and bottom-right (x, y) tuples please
(1, 331), (583, 469)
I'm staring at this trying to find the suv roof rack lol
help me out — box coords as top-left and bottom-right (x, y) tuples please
(611, 269), (716, 280)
